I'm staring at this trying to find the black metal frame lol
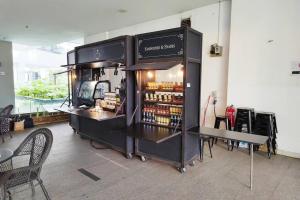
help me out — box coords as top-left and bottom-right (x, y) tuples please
(62, 36), (135, 158)
(93, 80), (112, 100)
(128, 27), (203, 172)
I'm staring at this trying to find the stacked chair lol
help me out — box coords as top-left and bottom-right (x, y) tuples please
(0, 105), (14, 143)
(254, 112), (278, 158)
(233, 107), (256, 151)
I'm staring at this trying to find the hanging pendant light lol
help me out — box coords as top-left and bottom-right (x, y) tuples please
(210, 0), (223, 57)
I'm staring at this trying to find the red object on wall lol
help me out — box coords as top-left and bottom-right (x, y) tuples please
(225, 105), (236, 129)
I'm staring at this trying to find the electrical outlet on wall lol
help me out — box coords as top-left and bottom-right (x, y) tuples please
(211, 90), (217, 98)
(291, 61), (300, 75)
(210, 90), (218, 105)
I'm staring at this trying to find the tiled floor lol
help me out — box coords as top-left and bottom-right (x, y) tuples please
(1, 122), (299, 200)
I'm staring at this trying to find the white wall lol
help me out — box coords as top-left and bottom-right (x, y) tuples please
(85, 1), (232, 126)
(228, 0), (300, 156)
(0, 40), (15, 109)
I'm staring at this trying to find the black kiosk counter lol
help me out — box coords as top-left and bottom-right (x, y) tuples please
(58, 36), (135, 158)
(124, 27), (203, 172)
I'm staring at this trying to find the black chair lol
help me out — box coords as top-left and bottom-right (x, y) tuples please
(199, 136), (213, 161)
(0, 105), (13, 117)
(0, 117), (12, 143)
(212, 115), (232, 150)
(0, 105), (14, 143)
(0, 128), (53, 200)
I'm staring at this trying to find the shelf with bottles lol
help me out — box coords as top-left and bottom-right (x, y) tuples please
(140, 121), (181, 129)
(145, 82), (184, 92)
(144, 92), (184, 105)
(142, 104), (182, 129)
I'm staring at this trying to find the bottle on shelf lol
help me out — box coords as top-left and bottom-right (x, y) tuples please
(143, 103), (182, 128)
(145, 93), (149, 101)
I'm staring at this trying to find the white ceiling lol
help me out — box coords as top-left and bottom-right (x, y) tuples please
(0, 0), (221, 45)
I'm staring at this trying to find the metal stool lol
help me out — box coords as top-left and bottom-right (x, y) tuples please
(213, 115), (232, 150)
(199, 136), (213, 161)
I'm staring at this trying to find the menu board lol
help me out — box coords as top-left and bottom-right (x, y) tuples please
(137, 30), (184, 60)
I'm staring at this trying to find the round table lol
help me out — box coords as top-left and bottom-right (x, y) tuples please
(0, 148), (13, 164)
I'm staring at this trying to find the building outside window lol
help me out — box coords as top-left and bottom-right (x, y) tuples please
(13, 39), (83, 114)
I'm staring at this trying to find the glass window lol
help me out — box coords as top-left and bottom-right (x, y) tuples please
(13, 39), (83, 114)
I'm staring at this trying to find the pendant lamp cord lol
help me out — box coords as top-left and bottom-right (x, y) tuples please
(217, 0), (221, 44)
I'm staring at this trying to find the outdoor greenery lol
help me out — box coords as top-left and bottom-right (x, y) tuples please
(16, 80), (68, 100)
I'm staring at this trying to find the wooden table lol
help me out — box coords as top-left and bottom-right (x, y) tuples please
(188, 126), (268, 190)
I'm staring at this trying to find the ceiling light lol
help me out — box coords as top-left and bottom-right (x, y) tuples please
(147, 71), (153, 79)
(177, 67), (184, 77)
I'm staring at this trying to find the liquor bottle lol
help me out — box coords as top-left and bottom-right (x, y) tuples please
(143, 106), (146, 121)
(150, 93), (153, 101)
(165, 117), (168, 125)
(168, 94), (172, 102)
(159, 94), (163, 102)
(152, 113), (155, 123)
(149, 112), (153, 123)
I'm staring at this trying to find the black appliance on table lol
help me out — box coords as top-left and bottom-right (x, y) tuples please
(58, 36), (135, 158)
(125, 27), (203, 172)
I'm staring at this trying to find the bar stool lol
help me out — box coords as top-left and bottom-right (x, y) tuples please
(234, 107), (255, 150)
(199, 135), (213, 161)
(212, 115), (232, 150)
(214, 115), (231, 130)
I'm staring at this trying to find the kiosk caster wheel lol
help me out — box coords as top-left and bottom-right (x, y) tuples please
(141, 156), (147, 162)
(126, 153), (133, 159)
(189, 160), (196, 167)
(178, 167), (186, 173)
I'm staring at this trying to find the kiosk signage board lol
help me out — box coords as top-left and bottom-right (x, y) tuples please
(77, 41), (125, 64)
(137, 31), (184, 60)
